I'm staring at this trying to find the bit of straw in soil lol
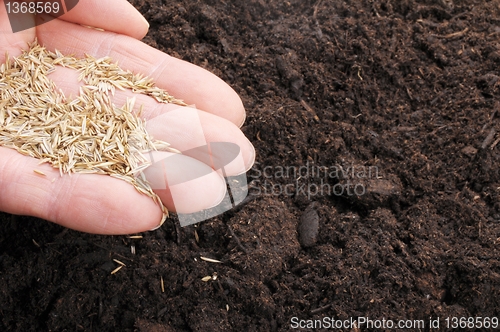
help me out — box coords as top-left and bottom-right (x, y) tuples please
(0, 40), (187, 226)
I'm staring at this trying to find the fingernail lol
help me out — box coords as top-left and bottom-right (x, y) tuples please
(244, 139), (256, 173)
(207, 174), (227, 209)
(228, 138), (255, 176)
(140, 15), (150, 29)
(237, 110), (247, 128)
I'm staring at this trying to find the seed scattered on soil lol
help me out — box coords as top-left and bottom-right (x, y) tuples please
(110, 265), (124, 275)
(200, 256), (222, 263)
(0, 40), (187, 225)
(113, 259), (126, 266)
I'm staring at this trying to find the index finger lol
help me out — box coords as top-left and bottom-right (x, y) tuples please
(54, 0), (150, 40)
(36, 16), (246, 126)
(0, 0), (149, 39)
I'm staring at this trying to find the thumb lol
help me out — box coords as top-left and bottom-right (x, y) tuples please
(0, 147), (163, 234)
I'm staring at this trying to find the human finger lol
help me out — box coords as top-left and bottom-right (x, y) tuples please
(53, 0), (150, 40)
(142, 151), (227, 213)
(145, 108), (254, 175)
(0, 147), (162, 234)
(0, 146), (228, 233)
(47, 57), (255, 175)
(36, 15), (246, 127)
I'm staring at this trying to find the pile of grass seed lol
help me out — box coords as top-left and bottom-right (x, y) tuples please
(0, 40), (186, 225)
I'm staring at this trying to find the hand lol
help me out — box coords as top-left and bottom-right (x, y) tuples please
(0, 0), (255, 234)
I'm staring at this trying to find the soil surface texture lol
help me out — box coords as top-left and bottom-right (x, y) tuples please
(2, 0), (500, 331)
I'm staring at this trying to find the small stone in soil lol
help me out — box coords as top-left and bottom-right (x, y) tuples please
(297, 202), (319, 248)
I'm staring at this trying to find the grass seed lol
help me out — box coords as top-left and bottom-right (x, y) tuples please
(0, 40), (187, 226)
(33, 169), (46, 176)
(110, 265), (124, 275)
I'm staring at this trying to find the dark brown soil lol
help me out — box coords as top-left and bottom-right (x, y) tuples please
(2, 0), (500, 331)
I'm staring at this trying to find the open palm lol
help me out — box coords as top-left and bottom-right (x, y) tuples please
(0, 0), (254, 234)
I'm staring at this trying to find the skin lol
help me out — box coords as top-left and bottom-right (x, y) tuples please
(0, 0), (255, 234)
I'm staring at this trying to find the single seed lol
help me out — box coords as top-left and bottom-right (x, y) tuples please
(200, 256), (222, 264)
(33, 169), (46, 176)
(113, 259), (126, 266)
(110, 265), (123, 275)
